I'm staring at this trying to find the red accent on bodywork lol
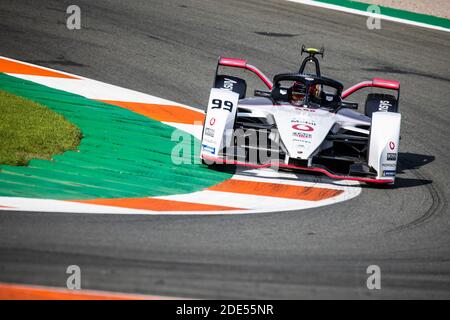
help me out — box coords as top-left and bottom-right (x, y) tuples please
(219, 57), (248, 68)
(372, 78), (400, 90)
(342, 78), (400, 99)
(342, 81), (372, 99)
(201, 155), (394, 184)
(292, 124), (314, 132)
(246, 64), (273, 89)
(389, 141), (395, 150)
(218, 57), (273, 89)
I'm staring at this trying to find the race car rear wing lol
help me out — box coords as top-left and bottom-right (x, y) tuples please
(216, 57), (273, 89)
(216, 57), (400, 102)
(342, 78), (400, 100)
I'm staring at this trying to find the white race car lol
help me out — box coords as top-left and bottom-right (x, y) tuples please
(200, 47), (401, 185)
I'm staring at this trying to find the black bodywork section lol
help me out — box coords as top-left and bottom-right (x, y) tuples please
(214, 75), (247, 99)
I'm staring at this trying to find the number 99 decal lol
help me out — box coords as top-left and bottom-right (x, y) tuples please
(212, 99), (234, 112)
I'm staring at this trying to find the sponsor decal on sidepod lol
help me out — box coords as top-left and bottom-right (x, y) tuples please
(223, 78), (237, 91)
(291, 124), (315, 131)
(204, 128), (215, 138)
(292, 123), (314, 139)
(383, 170), (396, 177)
(387, 153), (397, 161)
(202, 144), (216, 154)
(389, 141), (396, 150)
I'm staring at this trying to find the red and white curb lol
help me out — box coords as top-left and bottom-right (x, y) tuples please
(0, 56), (361, 215)
(0, 282), (182, 300)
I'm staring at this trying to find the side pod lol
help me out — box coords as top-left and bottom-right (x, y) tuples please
(368, 112), (401, 182)
(200, 88), (239, 159)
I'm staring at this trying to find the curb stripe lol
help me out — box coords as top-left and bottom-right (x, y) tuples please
(98, 99), (205, 125)
(288, 0), (450, 32)
(71, 197), (243, 211)
(157, 190), (324, 211)
(0, 58), (80, 79)
(231, 171), (358, 190)
(208, 179), (343, 201)
(0, 283), (177, 300)
(316, 0), (450, 29)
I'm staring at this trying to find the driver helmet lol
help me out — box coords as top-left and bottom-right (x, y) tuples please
(308, 84), (321, 101)
(289, 82), (306, 105)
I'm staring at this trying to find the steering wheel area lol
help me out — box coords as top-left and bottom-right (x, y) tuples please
(271, 73), (343, 109)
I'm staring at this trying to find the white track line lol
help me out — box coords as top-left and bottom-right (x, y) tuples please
(7, 74), (194, 109)
(232, 168), (360, 190)
(287, 0), (450, 33)
(163, 122), (204, 140)
(0, 197), (156, 215)
(7, 74), (203, 137)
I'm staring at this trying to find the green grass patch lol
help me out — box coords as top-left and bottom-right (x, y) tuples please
(0, 89), (82, 166)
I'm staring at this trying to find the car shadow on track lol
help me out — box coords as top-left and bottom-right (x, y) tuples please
(203, 152), (434, 189)
(391, 152), (435, 189)
(363, 152), (434, 189)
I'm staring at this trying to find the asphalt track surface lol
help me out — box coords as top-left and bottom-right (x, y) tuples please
(1, 0), (449, 299)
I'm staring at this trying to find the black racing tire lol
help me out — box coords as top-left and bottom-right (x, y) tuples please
(365, 93), (398, 118)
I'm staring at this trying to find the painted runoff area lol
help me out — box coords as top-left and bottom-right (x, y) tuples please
(0, 282), (180, 300)
(0, 56), (361, 215)
(288, 0), (450, 32)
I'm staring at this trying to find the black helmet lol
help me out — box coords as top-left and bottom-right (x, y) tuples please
(289, 82), (306, 105)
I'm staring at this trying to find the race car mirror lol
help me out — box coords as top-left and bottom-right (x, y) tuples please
(200, 88), (239, 159)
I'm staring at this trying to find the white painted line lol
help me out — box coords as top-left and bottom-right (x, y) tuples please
(0, 56), (85, 79)
(232, 168), (360, 191)
(7, 73), (198, 110)
(287, 0), (450, 33)
(6, 74), (203, 137)
(156, 190), (311, 210)
(0, 197), (154, 215)
(162, 122), (204, 140)
(0, 186), (359, 215)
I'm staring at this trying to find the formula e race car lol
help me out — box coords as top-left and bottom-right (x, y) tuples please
(200, 46), (401, 185)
